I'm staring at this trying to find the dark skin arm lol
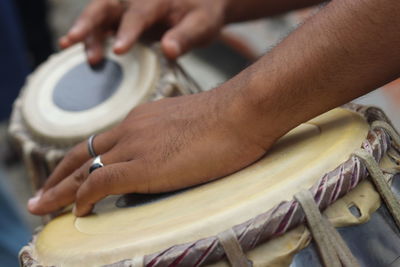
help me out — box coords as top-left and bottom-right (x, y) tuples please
(59, 0), (325, 64)
(29, 0), (400, 217)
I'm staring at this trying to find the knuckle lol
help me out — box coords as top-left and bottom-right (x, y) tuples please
(88, 166), (126, 194)
(93, 168), (115, 186)
(86, 169), (108, 189)
(72, 170), (86, 186)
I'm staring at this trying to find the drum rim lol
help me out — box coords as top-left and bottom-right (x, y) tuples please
(19, 42), (160, 145)
(18, 104), (400, 267)
(9, 43), (204, 149)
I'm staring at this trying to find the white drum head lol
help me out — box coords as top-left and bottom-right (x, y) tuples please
(21, 42), (159, 146)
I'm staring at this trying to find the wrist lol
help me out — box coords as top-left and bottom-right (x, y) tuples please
(212, 80), (287, 150)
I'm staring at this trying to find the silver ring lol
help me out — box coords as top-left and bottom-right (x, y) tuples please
(89, 156), (104, 174)
(87, 134), (97, 158)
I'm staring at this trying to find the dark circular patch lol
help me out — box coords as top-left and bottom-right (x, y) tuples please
(116, 190), (184, 208)
(53, 59), (122, 111)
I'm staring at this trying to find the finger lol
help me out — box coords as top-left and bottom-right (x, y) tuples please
(59, 35), (73, 49)
(28, 160), (90, 215)
(161, 11), (217, 59)
(67, 0), (123, 45)
(84, 30), (107, 65)
(42, 128), (120, 192)
(29, 148), (127, 215)
(113, 2), (167, 54)
(75, 160), (148, 216)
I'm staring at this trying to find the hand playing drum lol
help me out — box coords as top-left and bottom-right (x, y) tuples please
(59, 0), (229, 64)
(28, 0), (400, 218)
(18, 0), (400, 266)
(28, 87), (271, 217)
(29, 0), (396, 216)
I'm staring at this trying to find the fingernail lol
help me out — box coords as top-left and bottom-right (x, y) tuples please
(59, 36), (67, 44)
(28, 196), (40, 209)
(113, 39), (125, 51)
(72, 205), (77, 216)
(164, 39), (181, 57)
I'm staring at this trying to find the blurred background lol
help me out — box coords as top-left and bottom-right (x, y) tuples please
(0, 1), (399, 266)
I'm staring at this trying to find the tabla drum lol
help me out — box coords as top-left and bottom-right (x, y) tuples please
(19, 105), (400, 267)
(8, 41), (201, 191)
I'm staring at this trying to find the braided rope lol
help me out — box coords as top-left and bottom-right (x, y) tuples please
(103, 106), (393, 267)
(135, 129), (390, 266)
(22, 105), (396, 267)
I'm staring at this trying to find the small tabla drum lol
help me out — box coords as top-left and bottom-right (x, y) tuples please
(9, 41), (201, 191)
(19, 105), (400, 267)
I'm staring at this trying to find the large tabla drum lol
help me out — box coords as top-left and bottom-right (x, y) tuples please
(9, 41), (201, 191)
(19, 105), (400, 267)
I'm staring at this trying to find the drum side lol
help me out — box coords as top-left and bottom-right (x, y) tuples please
(33, 108), (370, 266)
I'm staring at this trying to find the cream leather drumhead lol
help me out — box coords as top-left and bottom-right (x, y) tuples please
(34, 108), (369, 266)
(21, 42), (159, 145)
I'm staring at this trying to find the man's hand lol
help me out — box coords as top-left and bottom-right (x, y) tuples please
(58, 0), (324, 64)
(59, 0), (229, 64)
(28, 88), (274, 217)
(29, 0), (400, 217)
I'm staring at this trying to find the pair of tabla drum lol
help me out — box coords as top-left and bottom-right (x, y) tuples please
(11, 42), (400, 267)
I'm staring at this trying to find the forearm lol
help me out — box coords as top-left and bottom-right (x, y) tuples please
(225, 0), (326, 23)
(223, 0), (400, 147)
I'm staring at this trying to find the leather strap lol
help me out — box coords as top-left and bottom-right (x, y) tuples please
(295, 190), (359, 267)
(353, 149), (400, 229)
(217, 228), (252, 267)
(321, 217), (358, 267)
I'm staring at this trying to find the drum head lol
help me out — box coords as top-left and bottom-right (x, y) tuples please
(34, 108), (369, 266)
(21, 42), (159, 145)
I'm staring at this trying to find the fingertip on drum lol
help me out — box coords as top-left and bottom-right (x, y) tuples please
(73, 204), (92, 217)
(86, 49), (104, 66)
(161, 38), (182, 59)
(27, 188), (43, 213)
(113, 38), (132, 55)
(58, 36), (72, 49)
(68, 22), (86, 41)
(27, 195), (41, 214)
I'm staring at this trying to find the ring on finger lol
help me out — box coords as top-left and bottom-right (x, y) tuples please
(89, 156), (104, 174)
(87, 134), (98, 158)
